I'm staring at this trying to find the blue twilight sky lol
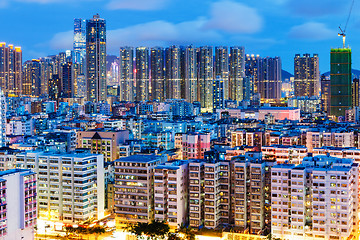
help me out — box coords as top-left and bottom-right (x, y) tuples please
(1, 0), (360, 73)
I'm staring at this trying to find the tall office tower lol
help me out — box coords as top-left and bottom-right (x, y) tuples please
(184, 46), (197, 103)
(0, 43), (22, 96)
(119, 47), (134, 101)
(154, 160), (189, 228)
(0, 169), (37, 240)
(61, 62), (73, 98)
(75, 75), (86, 98)
(215, 46), (229, 100)
(0, 89), (5, 147)
(23, 60), (41, 96)
(321, 74), (331, 113)
(198, 46), (214, 112)
(114, 155), (166, 227)
(294, 54), (320, 97)
(258, 57), (282, 100)
(150, 47), (165, 101)
(86, 14), (106, 102)
(353, 78), (359, 107)
(232, 153), (273, 234)
(229, 47), (245, 101)
(15, 151), (105, 223)
(165, 46), (182, 99)
(213, 76), (225, 110)
(135, 47), (150, 101)
(188, 158), (231, 228)
(330, 48), (352, 116)
(271, 155), (359, 240)
(73, 18), (86, 68)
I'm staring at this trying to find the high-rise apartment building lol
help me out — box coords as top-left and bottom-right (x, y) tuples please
(0, 89), (5, 147)
(245, 54), (260, 94)
(86, 14), (106, 102)
(215, 46), (229, 100)
(23, 60), (41, 96)
(271, 155), (359, 240)
(330, 48), (352, 116)
(188, 158), (231, 229)
(150, 47), (165, 101)
(73, 18), (86, 68)
(321, 74), (331, 113)
(0, 43), (22, 96)
(119, 47), (134, 102)
(165, 46), (182, 99)
(154, 160), (188, 228)
(258, 57), (282, 100)
(184, 46), (197, 103)
(294, 54), (320, 97)
(229, 47), (245, 102)
(135, 47), (150, 101)
(114, 155), (166, 227)
(213, 77), (225, 110)
(15, 151), (105, 223)
(352, 78), (359, 107)
(198, 47), (214, 112)
(0, 169), (37, 240)
(61, 62), (73, 98)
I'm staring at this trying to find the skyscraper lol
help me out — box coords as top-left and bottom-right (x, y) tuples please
(0, 43), (22, 96)
(213, 76), (225, 110)
(258, 57), (282, 100)
(61, 62), (73, 98)
(215, 46), (229, 100)
(229, 47), (245, 102)
(86, 14), (106, 102)
(197, 46), (214, 112)
(135, 47), (150, 102)
(165, 46), (181, 99)
(245, 54), (260, 94)
(320, 74), (331, 113)
(119, 47), (134, 101)
(73, 18), (86, 71)
(150, 47), (165, 101)
(330, 48), (352, 116)
(23, 60), (41, 96)
(294, 54), (320, 97)
(353, 78), (359, 107)
(184, 46), (197, 103)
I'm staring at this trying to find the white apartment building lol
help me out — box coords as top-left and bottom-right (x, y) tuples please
(0, 89), (5, 147)
(271, 155), (359, 240)
(6, 116), (34, 136)
(306, 131), (354, 152)
(154, 160), (188, 228)
(114, 154), (166, 227)
(0, 169), (37, 240)
(261, 145), (308, 164)
(14, 151), (105, 223)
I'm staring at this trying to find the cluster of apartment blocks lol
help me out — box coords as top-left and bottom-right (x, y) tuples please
(114, 152), (360, 240)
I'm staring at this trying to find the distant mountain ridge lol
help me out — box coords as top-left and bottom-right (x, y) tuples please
(282, 69), (294, 82)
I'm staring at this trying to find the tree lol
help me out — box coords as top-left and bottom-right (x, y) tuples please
(88, 226), (106, 240)
(127, 220), (170, 240)
(177, 224), (195, 240)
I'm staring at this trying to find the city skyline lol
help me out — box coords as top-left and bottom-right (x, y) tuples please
(1, 0), (359, 73)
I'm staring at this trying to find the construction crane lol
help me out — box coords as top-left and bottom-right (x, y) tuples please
(338, 0), (355, 48)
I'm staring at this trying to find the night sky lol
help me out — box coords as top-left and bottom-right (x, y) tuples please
(1, 0), (360, 73)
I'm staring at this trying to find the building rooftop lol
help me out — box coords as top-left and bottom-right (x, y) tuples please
(115, 154), (161, 163)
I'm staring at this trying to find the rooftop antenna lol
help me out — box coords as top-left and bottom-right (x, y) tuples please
(338, 0), (355, 48)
